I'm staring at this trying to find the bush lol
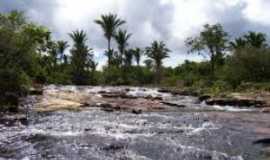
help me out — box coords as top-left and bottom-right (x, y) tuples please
(102, 65), (124, 85)
(225, 46), (270, 87)
(0, 69), (31, 112)
(208, 80), (232, 96)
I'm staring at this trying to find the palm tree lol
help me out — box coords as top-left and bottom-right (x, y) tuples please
(124, 49), (134, 67)
(145, 41), (170, 84)
(95, 13), (125, 65)
(244, 31), (267, 48)
(114, 29), (132, 66)
(69, 30), (94, 85)
(57, 41), (69, 63)
(230, 37), (246, 50)
(132, 48), (141, 66)
(69, 30), (88, 48)
(144, 59), (153, 70)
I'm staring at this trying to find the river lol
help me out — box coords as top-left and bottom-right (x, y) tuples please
(0, 86), (269, 160)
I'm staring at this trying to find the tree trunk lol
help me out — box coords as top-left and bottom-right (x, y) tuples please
(210, 54), (215, 79)
(209, 47), (215, 79)
(156, 64), (162, 85)
(108, 38), (111, 66)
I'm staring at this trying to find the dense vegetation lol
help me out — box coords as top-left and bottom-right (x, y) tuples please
(1, 11), (270, 111)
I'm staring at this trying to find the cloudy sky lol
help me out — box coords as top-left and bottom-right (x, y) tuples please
(1, 0), (270, 69)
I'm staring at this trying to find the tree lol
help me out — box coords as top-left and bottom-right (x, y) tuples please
(145, 41), (170, 84)
(132, 48), (142, 66)
(244, 31), (267, 48)
(225, 46), (270, 87)
(69, 30), (95, 85)
(230, 32), (267, 50)
(114, 29), (132, 66)
(95, 13), (125, 65)
(186, 24), (228, 77)
(57, 41), (69, 64)
(144, 59), (153, 70)
(230, 37), (247, 50)
(124, 49), (133, 67)
(0, 11), (53, 109)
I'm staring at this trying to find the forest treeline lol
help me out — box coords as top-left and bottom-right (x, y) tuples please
(0, 11), (270, 110)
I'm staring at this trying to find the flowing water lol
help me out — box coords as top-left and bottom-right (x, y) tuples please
(0, 86), (269, 160)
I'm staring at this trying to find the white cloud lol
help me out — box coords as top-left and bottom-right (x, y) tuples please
(243, 0), (270, 25)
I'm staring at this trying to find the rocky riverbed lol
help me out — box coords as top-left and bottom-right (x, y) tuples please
(0, 85), (270, 160)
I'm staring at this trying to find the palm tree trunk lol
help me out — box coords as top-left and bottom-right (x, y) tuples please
(156, 64), (161, 85)
(209, 48), (215, 79)
(210, 54), (215, 79)
(108, 38), (111, 66)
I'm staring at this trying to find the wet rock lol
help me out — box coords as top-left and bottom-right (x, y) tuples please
(262, 147), (270, 157)
(98, 91), (107, 94)
(0, 93), (19, 112)
(254, 138), (270, 146)
(199, 95), (211, 102)
(80, 102), (90, 108)
(26, 134), (48, 143)
(145, 96), (162, 101)
(172, 90), (198, 97)
(158, 88), (171, 93)
(161, 101), (186, 108)
(0, 114), (27, 126)
(98, 103), (121, 112)
(158, 88), (199, 96)
(84, 128), (92, 132)
(261, 107), (270, 113)
(124, 88), (130, 92)
(100, 105), (114, 112)
(101, 93), (137, 99)
(29, 89), (43, 95)
(102, 143), (125, 151)
(205, 98), (266, 107)
(131, 109), (142, 114)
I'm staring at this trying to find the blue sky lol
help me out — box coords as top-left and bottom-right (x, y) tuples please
(1, 0), (270, 69)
